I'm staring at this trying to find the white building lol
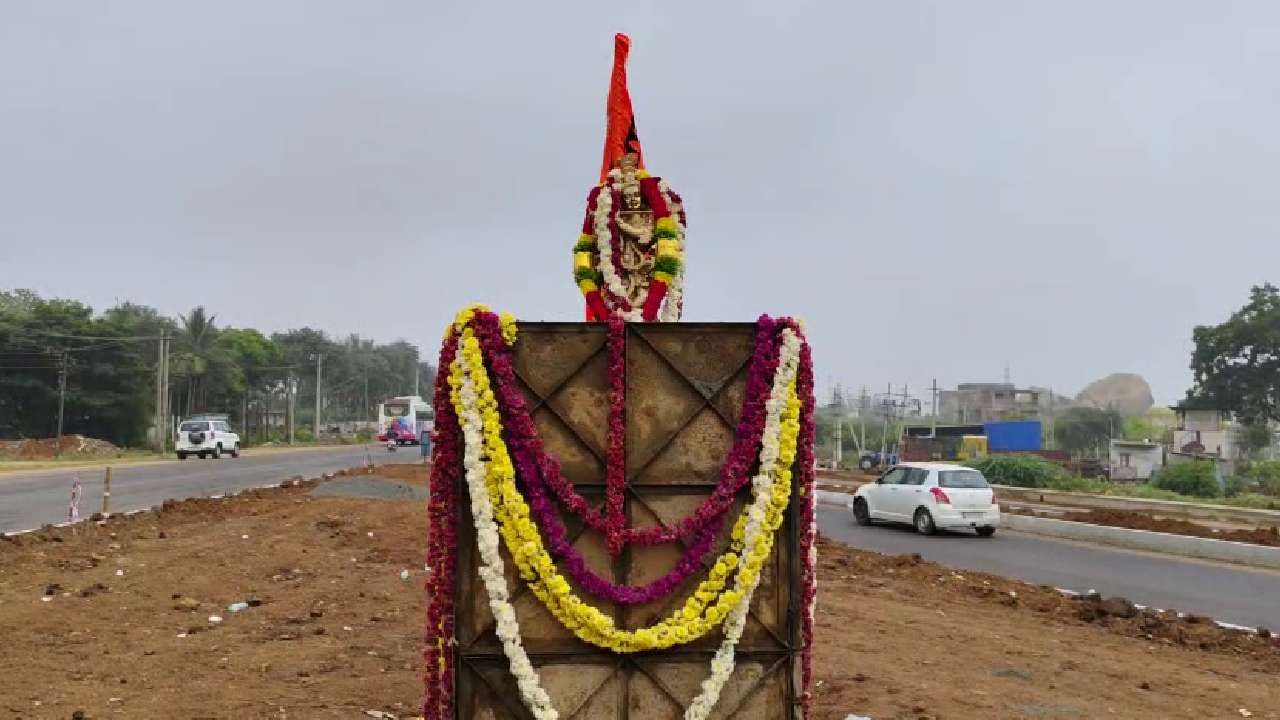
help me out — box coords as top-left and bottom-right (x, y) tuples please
(1109, 439), (1163, 481)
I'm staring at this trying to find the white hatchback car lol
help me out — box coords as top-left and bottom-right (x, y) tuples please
(851, 462), (999, 536)
(176, 418), (240, 460)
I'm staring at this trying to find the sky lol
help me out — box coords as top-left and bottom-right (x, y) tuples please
(3, 1), (1279, 406)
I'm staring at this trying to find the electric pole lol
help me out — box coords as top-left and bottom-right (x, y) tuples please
(288, 374), (296, 445)
(413, 361), (420, 397)
(313, 353), (323, 440)
(930, 378), (939, 438)
(55, 351), (67, 457)
(154, 335), (165, 452)
(159, 332), (170, 450)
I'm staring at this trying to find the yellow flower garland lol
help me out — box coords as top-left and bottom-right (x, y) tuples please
(447, 320), (800, 653)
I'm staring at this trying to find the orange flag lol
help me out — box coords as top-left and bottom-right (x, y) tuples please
(599, 33), (644, 183)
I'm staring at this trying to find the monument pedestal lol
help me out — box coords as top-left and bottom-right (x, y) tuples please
(450, 322), (804, 719)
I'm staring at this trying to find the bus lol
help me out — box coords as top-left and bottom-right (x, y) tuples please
(377, 395), (434, 445)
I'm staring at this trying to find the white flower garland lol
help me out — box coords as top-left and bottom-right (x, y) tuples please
(456, 368), (560, 720)
(453, 328), (799, 720)
(685, 329), (800, 720)
(593, 170), (646, 321)
(656, 179), (685, 323)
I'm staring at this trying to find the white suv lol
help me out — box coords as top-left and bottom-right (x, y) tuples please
(176, 418), (240, 460)
(851, 462), (999, 536)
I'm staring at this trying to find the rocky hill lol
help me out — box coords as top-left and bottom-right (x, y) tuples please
(1075, 373), (1155, 417)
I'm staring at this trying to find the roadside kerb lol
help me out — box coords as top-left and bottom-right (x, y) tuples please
(994, 485), (1280, 528)
(815, 487), (1280, 570)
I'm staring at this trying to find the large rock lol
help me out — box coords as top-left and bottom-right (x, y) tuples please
(1075, 373), (1154, 417)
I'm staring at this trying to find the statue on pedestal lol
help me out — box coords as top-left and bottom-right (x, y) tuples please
(573, 34), (685, 322)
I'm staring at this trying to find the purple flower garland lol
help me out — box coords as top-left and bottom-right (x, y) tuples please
(470, 311), (801, 605)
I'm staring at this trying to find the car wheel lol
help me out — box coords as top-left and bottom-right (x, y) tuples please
(230, 443), (240, 458)
(976, 526), (996, 537)
(914, 508), (937, 535)
(198, 452), (207, 459)
(211, 444), (222, 459)
(177, 452), (187, 460)
(852, 498), (872, 526)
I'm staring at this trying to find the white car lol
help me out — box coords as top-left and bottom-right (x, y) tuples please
(850, 462), (999, 536)
(176, 418), (240, 460)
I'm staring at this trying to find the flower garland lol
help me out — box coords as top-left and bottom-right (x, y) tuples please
(603, 314), (628, 557)
(423, 328), (462, 720)
(449, 316), (801, 719)
(794, 336), (818, 720)
(685, 329), (802, 720)
(574, 170), (685, 322)
(451, 319), (800, 652)
(454, 351), (559, 719)
(656, 180), (685, 323)
(467, 311), (749, 604)
(524, 316), (792, 549)
(424, 305), (816, 719)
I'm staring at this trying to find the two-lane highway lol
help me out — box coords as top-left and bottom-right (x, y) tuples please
(817, 504), (1280, 630)
(0, 445), (419, 534)
(7, 453), (1280, 632)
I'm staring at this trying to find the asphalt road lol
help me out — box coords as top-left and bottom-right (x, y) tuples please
(0, 445), (420, 534)
(817, 504), (1280, 631)
(6, 452), (1279, 631)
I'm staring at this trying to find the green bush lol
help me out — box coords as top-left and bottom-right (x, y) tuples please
(294, 427), (314, 443)
(1239, 460), (1280, 496)
(355, 428), (374, 442)
(964, 455), (1067, 488)
(1150, 461), (1220, 498)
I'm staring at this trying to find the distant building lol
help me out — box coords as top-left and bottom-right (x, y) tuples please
(1109, 439), (1162, 481)
(939, 383), (1045, 423)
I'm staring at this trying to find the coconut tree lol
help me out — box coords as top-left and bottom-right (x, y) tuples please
(173, 306), (225, 415)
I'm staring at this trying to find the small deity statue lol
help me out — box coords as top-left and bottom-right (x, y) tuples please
(572, 34), (686, 323)
(614, 154), (657, 304)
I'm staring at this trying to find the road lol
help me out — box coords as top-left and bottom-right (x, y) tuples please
(0, 445), (419, 534)
(817, 504), (1280, 631)
(5, 452), (1279, 631)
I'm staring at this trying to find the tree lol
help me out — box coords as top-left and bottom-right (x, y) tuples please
(1053, 406), (1122, 456)
(172, 306), (229, 415)
(1189, 283), (1280, 426)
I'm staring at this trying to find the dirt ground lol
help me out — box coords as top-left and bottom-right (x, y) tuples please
(1011, 507), (1280, 547)
(2, 465), (1278, 720)
(0, 436), (122, 461)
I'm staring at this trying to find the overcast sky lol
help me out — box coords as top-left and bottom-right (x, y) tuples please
(4, 1), (1278, 405)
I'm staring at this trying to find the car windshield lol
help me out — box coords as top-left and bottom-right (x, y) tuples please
(938, 470), (989, 489)
(180, 421), (210, 432)
(384, 403), (408, 417)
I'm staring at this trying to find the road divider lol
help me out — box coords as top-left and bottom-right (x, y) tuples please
(815, 487), (1280, 570)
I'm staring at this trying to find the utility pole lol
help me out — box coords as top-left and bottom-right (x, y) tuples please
(55, 351), (68, 457)
(833, 413), (843, 467)
(288, 374), (296, 445)
(154, 335), (165, 453)
(313, 353), (323, 440)
(930, 378), (939, 438)
(162, 332), (170, 449)
(413, 362), (420, 398)
(859, 385), (868, 456)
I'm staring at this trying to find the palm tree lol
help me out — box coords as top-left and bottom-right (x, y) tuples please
(174, 307), (221, 415)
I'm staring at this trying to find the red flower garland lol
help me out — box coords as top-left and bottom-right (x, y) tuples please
(794, 333), (818, 720)
(528, 316), (789, 548)
(423, 330), (461, 720)
(604, 315), (628, 557)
